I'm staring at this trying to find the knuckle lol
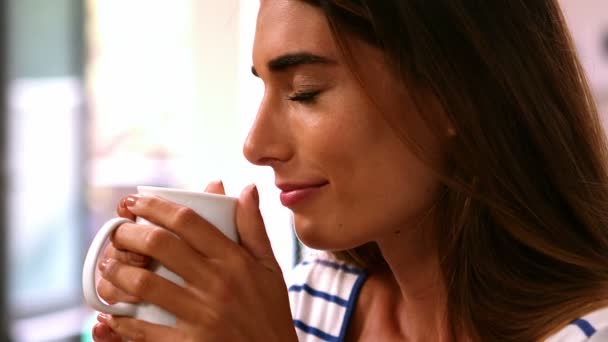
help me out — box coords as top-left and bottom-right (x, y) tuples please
(227, 251), (252, 272)
(97, 280), (117, 303)
(172, 207), (197, 227)
(201, 306), (223, 330)
(97, 280), (138, 304)
(216, 286), (235, 305)
(131, 272), (154, 297)
(143, 227), (170, 252)
(126, 252), (148, 266)
(209, 272), (238, 304)
(104, 259), (121, 278)
(111, 249), (131, 264)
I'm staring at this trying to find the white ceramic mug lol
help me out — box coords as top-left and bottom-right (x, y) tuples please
(82, 186), (238, 326)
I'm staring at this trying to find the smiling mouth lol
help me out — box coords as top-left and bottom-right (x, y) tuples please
(277, 182), (328, 207)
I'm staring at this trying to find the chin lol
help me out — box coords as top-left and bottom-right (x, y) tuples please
(293, 215), (361, 251)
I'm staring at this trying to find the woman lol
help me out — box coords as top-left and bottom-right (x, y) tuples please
(92, 0), (608, 341)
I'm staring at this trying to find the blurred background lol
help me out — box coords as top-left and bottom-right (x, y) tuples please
(0, 1), (606, 341)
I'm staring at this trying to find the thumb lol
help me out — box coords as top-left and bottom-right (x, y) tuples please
(236, 184), (278, 269)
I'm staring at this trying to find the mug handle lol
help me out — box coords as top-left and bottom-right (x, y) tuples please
(82, 217), (138, 316)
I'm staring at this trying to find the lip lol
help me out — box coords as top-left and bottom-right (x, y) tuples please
(276, 181), (328, 207)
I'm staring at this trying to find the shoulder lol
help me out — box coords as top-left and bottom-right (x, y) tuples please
(287, 251), (367, 342)
(545, 307), (608, 342)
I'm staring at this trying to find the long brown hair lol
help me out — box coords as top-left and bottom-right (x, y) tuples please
(303, 0), (608, 340)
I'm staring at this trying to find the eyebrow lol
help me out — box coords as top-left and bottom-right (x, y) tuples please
(251, 52), (336, 77)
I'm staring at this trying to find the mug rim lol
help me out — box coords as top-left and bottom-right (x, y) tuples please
(137, 185), (239, 202)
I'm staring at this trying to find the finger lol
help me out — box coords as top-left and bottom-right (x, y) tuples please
(112, 198), (150, 266)
(204, 180), (226, 195)
(236, 185), (278, 270)
(110, 223), (212, 284)
(97, 277), (140, 304)
(99, 258), (204, 321)
(116, 196), (137, 221)
(98, 313), (180, 342)
(102, 242), (150, 267)
(123, 195), (239, 258)
(92, 322), (122, 342)
(97, 241), (149, 304)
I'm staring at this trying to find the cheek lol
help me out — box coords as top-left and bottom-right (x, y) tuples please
(293, 130), (443, 250)
(341, 145), (442, 230)
(294, 162), (442, 251)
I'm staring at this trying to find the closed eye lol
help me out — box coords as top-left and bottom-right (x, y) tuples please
(287, 90), (321, 104)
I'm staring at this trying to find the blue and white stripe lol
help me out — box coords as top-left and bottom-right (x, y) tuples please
(288, 253), (608, 342)
(571, 319), (596, 337)
(288, 255), (366, 342)
(543, 307), (608, 341)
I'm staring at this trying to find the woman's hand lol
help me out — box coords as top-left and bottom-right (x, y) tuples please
(92, 181), (228, 341)
(92, 189), (152, 342)
(93, 183), (297, 342)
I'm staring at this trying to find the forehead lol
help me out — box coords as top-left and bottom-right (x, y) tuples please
(253, 1), (339, 68)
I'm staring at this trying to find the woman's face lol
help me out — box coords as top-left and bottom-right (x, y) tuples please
(244, 1), (444, 250)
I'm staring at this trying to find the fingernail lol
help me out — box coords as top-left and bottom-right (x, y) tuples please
(99, 258), (115, 274)
(97, 313), (110, 324)
(119, 197), (128, 209)
(119, 198), (125, 209)
(99, 314), (117, 329)
(99, 258), (112, 272)
(205, 180), (223, 192)
(251, 185), (259, 206)
(125, 195), (139, 207)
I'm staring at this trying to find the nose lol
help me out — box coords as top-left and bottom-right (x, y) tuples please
(243, 95), (293, 167)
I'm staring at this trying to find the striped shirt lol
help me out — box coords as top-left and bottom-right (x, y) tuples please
(287, 252), (608, 342)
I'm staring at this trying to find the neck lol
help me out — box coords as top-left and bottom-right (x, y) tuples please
(374, 215), (452, 342)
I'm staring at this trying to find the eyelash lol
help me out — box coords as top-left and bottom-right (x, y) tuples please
(287, 90), (321, 104)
